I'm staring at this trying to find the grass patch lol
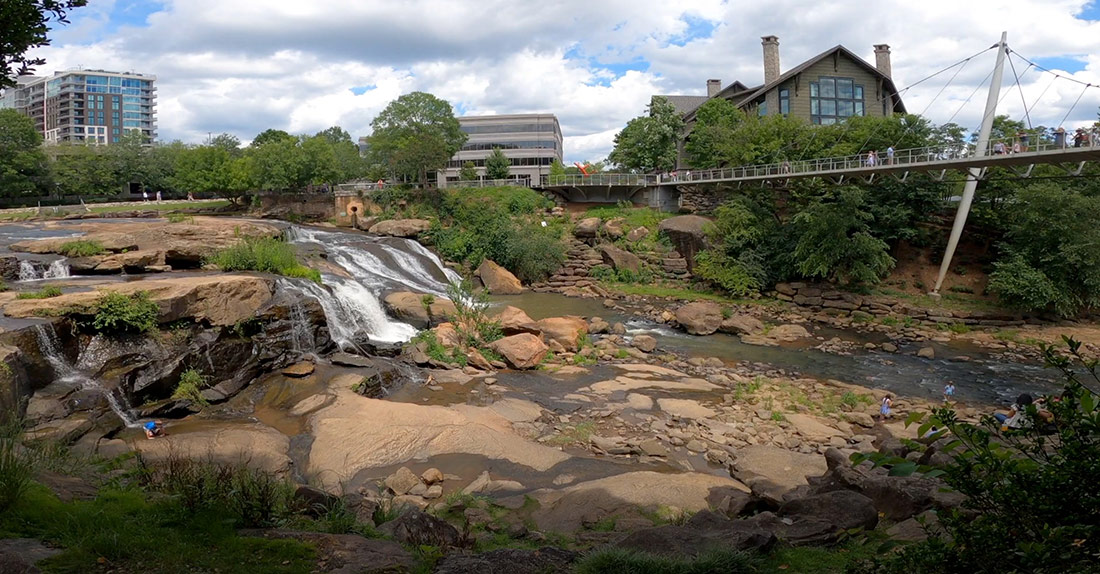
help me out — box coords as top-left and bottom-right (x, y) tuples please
(166, 213), (194, 224)
(88, 200), (231, 214)
(547, 421), (596, 446)
(206, 236), (321, 284)
(89, 291), (160, 334)
(575, 547), (756, 574)
(56, 239), (106, 257)
(761, 540), (882, 573)
(16, 285), (63, 299)
(408, 330), (467, 367)
(993, 329), (1019, 342)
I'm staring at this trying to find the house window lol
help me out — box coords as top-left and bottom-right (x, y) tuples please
(810, 77), (864, 125)
(779, 88), (790, 116)
(758, 101), (768, 116)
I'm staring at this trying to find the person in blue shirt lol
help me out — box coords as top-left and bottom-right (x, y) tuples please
(144, 420), (164, 439)
(943, 382), (956, 403)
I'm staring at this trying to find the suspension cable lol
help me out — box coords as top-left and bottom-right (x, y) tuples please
(1007, 51), (1034, 129)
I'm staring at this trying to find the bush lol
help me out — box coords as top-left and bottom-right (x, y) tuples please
(696, 196), (780, 296)
(91, 291), (160, 334)
(789, 189), (895, 286)
(171, 369), (208, 407)
(852, 337), (1100, 574)
(143, 456), (297, 528)
(989, 254), (1074, 316)
(16, 285), (63, 299)
(206, 236), (321, 284)
(57, 239), (106, 257)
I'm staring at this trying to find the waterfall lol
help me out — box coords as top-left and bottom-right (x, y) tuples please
(289, 302), (316, 354)
(17, 259), (70, 281)
(33, 324), (139, 428)
(283, 225), (460, 349)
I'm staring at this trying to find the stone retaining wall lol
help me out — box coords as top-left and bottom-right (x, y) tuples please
(678, 185), (732, 214)
(259, 193), (335, 222)
(772, 282), (1032, 327)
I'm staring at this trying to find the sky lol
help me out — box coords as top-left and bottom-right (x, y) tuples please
(20, 0), (1100, 163)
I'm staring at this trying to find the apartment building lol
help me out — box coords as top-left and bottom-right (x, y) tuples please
(0, 69), (157, 145)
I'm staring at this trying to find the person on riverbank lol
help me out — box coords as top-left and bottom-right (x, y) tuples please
(994, 393), (1033, 431)
(879, 395), (893, 420)
(144, 420), (165, 439)
(943, 382), (956, 403)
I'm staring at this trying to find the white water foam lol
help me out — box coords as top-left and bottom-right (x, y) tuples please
(34, 324), (139, 427)
(283, 279), (417, 349)
(18, 259), (70, 281)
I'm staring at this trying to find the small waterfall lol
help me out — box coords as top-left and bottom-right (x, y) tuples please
(282, 279), (417, 351)
(289, 302), (316, 354)
(17, 259), (70, 281)
(33, 324), (139, 428)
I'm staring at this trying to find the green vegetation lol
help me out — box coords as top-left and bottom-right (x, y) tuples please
(365, 91), (466, 186)
(166, 212), (194, 223)
(851, 337), (1100, 574)
(0, 417), (34, 511)
(590, 264), (652, 284)
(56, 239), (106, 257)
(206, 236), (321, 283)
(171, 368), (209, 407)
(408, 330), (467, 367)
(547, 421), (596, 446)
(16, 285), (62, 299)
(607, 96), (684, 173)
(575, 547), (756, 574)
(90, 291), (160, 334)
(484, 147), (511, 179)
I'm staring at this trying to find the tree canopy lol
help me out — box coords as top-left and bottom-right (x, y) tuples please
(366, 92), (466, 185)
(0, 0), (86, 87)
(484, 147), (510, 180)
(608, 96), (683, 173)
(0, 109), (49, 197)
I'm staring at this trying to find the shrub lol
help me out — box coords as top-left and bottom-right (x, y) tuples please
(789, 189), (895, 286)
(446, 279), (503, 348)
(206, 236), (321, 284)
(852, 337), (1100, 574)
(16, 285), (63, 299)
(57, 239), (106, 257)
(166, 213), (193, 224)
(171, 369), (208, 407)
(142, 456), (296, 528)
(989, 253), (1074, 316)
(91, 291), (159, 334)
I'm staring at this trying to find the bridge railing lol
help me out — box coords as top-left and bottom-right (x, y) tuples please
(540, 173), (658, 187)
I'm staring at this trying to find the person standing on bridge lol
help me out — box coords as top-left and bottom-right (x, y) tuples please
(886, 146), (895, 165)
(1017, 130), (1029, 152)
(865, 150), (877, 167)
(1054, 127), (1066, 149)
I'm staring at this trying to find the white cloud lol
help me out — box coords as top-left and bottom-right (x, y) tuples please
(22, 0), (1100, 162)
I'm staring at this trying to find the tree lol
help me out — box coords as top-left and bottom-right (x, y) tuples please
(484, 147), (510, 180)
(0, 109), (49, 198)
(208, 133), (242, 156)
(789, 188), (894, 286)
(684, 98), (746, 168)
(250, 129), (295, 148)
(458, 161), (478, 181)
(47, 143), (117, 197)
(695, 196), (779, 296)
(367, 92), (466, 185)
(608, 96), (683, 173)
(313, 126), (364, 183)
(0, 0), (86, 88)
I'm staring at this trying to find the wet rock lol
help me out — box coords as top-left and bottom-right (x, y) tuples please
(632, 334), (657, 353)
(489, 334), (548, 369)
(378, 507), (462, 548)
(675, 301), (723, 335)
(434, 547), (577, 574)
(917, 347), (936, 359)
(610, 322), (627, 335)
(25, 414), (93, 444)
(368, 219), (431, 238)
(495, 306), (540, 336)
(281, 361), (315, 377)
(382, 291), (456, 329)
(881, 343), (898, 353)
(477, 260), (523, 295)
(384, 467), (422, 496)
(330, 352), (374, 368)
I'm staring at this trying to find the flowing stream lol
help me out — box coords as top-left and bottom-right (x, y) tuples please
(34, 323), (139, 427)
(18, 259), (70, 281)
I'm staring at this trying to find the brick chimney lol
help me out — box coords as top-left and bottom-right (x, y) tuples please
(874, 44), (892, 77)
(707, 79), (721, 97)
(761, 36), (780, 84)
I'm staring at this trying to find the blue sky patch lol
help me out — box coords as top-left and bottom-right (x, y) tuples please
(666, 14), (718, 47)
(1033, 56), (1087, 75)
(349, 85), (376, 95)
(1079, 1), (1100, 20)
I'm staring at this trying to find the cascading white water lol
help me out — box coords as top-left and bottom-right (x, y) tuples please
(284, 225), (459, 348)
(33, 324), (139, 427)
(17, 259), (70, 281)
(289, 302), (316, 354)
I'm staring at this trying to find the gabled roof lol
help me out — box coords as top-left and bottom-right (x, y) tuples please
(654, 95), (711, 116)
(712, 80), (753, 101)
(732, 44), (906, 114)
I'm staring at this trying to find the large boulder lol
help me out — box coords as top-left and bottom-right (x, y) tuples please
(368, 219), (431, 238)
(602, 218), (626, 239)
(657, 215), (711, 271)
(573, 217), (601, 239)
(495, 306), (540, 336)
(477, 260), (523, 294)
(770, 324), (812, 341)
(719, 314), (765, 335)
(598, 243), (642, 273)
(378, 507), (462, 548)
(675, 301), (723, 335)
(776, 490), (879, 543)
(382, 291), (456, 329)
(731, 445), (828, 501)
(489, 334), (549, 369)
(536, 316), (588, 352)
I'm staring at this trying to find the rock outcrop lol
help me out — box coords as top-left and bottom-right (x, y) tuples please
(675, 301), (723, 335)
(368, 219), (431, 238)
(536, 317), (588, 352)
(490, 334), (549, 369)
(657, 215), (711, 271)
(382, 292), (456, 329)
(477, 260), (523, 294)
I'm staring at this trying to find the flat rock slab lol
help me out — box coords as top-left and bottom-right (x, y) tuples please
(0, 538), (62, 571)
(133, 421), (292, 475)
(587, 376), (718, 395)
(282, 362), (316, 377)
(433, 547), (578, 574)
(612, 364), (690, 379)
(657, 398), (718, 420)
(784, 413), (845, 441)
(329, 353), (374, 368)
(731, 445), (827, 494)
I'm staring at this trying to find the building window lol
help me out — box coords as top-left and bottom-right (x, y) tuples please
(809, 77), (864, 125)
(758, 101), (767, 116)
(779, 88), (790, 116)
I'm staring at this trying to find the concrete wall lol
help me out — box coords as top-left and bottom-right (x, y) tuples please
(258, 193), (336, 222)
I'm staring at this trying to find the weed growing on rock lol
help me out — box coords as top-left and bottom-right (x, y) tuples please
(16, 285), (62, 299)
(207, 236), (321, 284)
(171, 368), (209, 407)
(91, 291), (159, 334)
(57, 239), (106, 257)
(166, 213), (194, 224)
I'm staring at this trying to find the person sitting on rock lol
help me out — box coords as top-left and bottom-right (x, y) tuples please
(994, 393), (1033, 431)
(144, 420), (165, 439)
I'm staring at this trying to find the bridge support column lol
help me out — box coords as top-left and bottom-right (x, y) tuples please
(934, 31), (1008, 294)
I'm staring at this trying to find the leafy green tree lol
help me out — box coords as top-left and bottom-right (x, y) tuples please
(208, 133), (242, 156)
(695, 196), (778, 295)
(608, 96), (683, 172)
(789, 188), (894, 286)
(0, 0), (86, 87)
(367, 92), (466, 185)
(249, 137), (308, 191)
(484, 147), (510, 180)
(0, 109), (49, 198)
(988, 183), (1100, 316)
(172, 145), (236, 196)
(458, 161), (478, 181)
(548, 159), (566, 183)
(250, 129), (295, 148)
(313, 126), (364, 182)
(684, 98), (746, 168)
(47, 143), (117, 197)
